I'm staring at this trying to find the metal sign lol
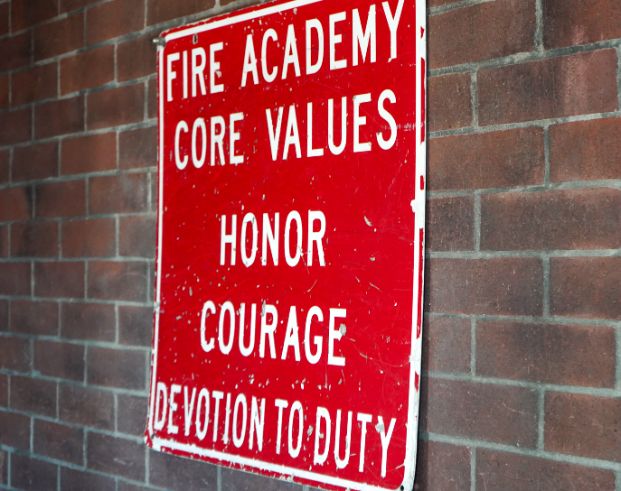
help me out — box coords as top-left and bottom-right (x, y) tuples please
(146, 0), (426, 488)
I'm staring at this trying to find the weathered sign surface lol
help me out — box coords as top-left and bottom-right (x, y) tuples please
(146, 0), (426, 488)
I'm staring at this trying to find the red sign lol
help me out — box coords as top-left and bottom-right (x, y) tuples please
(146, 0), (426, 489)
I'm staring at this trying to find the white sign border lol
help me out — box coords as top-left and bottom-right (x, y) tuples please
(146, 0), (427, 489)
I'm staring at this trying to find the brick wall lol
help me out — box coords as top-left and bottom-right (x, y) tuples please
(421, 0), (621, 489)
(0, 0), (619, 490)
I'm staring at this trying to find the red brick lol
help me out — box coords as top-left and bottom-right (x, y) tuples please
(35, 180), (86, 218)
(550, 118), (621, 182)
(147, 267), (154, 302)
(61, 0), (99, 12)
(11, 63), (58, 106)
(35, 95), (84, 138)
(414, 441), (471, 491)
(429, 128), (544, 190)
(61, 45), (114, 94)
(224, 470), (299, 491)
(87, 84), (145, 129)
(0, 107), (31, 145)
(10, 376), (57, 417)
(551, 257), (621, 320)
(148, 77), (157, 118)
(118, 482), (153, 491)
(0, 335), (31, 371)
(62, 218), (115, 257)
(0, 234), (9, 258)
(422, 378), (538, 447)
(0, 33), (31, 71)
(0, 151), (9, 185)
(87, 0), (145, 44)
(422, 316), (470, 374)
(0, 300), (7, 330)
(11, 0), (59, 31)
(12, 142), (59, 182)
(0, 3), (8, 36)
(34, 420), (84, 465)
(11, 455), (57, 491)
(59, 384), (114, 429)
(87, 433), (145, 480)
(0, 452), (5, 485)
(35, 261), (85, 298)
(119, 305), (152, 346)
(544, 0), (621, 49)
(0, 238), (7, 260)
(120, 215), (155, 257)
(61, 468), (116, 491)
(0, 451), (5, 484)
(476, 449), (615, 490)
(0, 75), (7, 108)
(430, 0), (535, 69)
(479, 50), (619, 125)
(0, 374), (7, 406)
(477, 320), (615, 387)
(87, 260), (148, 302)
(426, 196), (473, 251)
(10, 300), (59, 335)
(90, 173), (148, 214)
(546, 392), (621, 462)
(119, 126), (157, 169)
(34, 12), (84, 60)
(35, 340), (85, 381)
(118, 33), (156, 82)
(0, 412), (30, 449)
(0, 226), (8, 256)
(87, 346), (146, 390)
(117, 394), (147, 436)
(428, 73), (471, 131)
(151, 172), (158, 212)
(0, 211), (11, 245)
(61, 132), (117, 175)
(61, 301), (115, 341)
(427, 258), (543, 315)
(150, 450), (219, 489)
(147, 0), (215, 25)
(0, 186), (31, 221)
(0, 262), (31, 296)
(11, 221), (59, 257)
(481, 188), (621, 250)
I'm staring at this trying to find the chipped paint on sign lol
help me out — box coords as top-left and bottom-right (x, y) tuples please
(146, 0), (426, 489)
